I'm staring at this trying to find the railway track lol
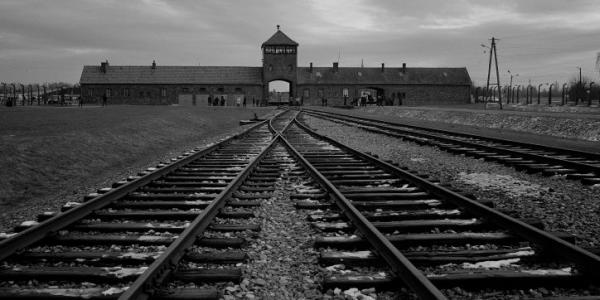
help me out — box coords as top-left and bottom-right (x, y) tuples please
(2, 108), (599, 299)
(302, 108), (600, 186)
(0, 111), (297, 299)
(282, 114), (600, 299)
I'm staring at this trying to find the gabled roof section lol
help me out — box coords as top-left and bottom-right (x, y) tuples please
(297, 67), (471, 86)
(80, 66), (263, 85)
(262, 30), (298, 47)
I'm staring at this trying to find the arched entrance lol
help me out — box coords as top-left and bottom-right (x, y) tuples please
(268, 80), (291, 105)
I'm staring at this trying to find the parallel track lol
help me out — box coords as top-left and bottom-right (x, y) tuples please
(284, 115), (600, 299)
(302, 108), (600, 185)
(0, 111), (294, 299)
(2, 108), (599, 299)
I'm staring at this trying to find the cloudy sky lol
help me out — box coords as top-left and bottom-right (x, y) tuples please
(1, 0), (599, 86)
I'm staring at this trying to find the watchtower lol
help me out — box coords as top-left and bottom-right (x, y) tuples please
(262, 25), (298, 100)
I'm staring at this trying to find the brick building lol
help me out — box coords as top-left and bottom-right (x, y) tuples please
(80, 27), (471, 106)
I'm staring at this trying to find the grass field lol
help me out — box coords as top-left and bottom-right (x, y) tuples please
(0, 105), (275, 231)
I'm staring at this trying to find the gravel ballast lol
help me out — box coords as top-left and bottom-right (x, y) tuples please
(224, 148), (322, 299)
(302, 114), (600, 248)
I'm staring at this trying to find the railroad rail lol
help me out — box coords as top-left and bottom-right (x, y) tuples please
(301, 108), (600, 186)
(282, 114), (600, 299)
(0, 110), (296, 299)
(2, 108), (599, 299)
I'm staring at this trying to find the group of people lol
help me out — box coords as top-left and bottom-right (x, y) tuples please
(207, 95), (227, 106)
(353, 93), (404, 107)
(208, 95), (263, 107)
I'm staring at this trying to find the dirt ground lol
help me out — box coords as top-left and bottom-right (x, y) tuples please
(0, 105), (275, 231)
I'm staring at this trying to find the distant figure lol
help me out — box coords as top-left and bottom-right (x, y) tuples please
(243, 96), (247, 107)
(252, 97), (255, 106)
(79, 96), (83, 107)
(236, 96), (241, 107)
(207, 95), (212, 106)
(102, 93), (107, 106)
(220, 96), (225, 106)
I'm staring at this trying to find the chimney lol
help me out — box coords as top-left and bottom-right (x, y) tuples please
(381, 63), (385, 72)
(100, 60), (109, 73)
(152, 60), (156, 69)
(402, 63), (406, 74)
(309, 62), (313, 73)
(333, 62), (339, 72)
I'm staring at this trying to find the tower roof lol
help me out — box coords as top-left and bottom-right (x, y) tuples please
(262, 27), (298, 47)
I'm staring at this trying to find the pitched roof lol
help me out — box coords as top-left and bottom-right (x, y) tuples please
(297, 67), (471, 85)
(261, 30), (298, 47)
(80, 66), (263, 85)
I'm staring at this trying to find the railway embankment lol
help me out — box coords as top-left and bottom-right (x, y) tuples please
(313, 106), (600, 145)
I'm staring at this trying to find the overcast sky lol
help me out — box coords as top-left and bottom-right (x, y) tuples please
(1, 0), (599, 86)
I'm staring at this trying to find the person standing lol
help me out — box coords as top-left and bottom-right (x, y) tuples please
(208, 95), (212, 106)
(220, 96), (225, 106)
(243, 96), (247, 107)
(102, 93), (107, 106)
(78, 96), (83, 107)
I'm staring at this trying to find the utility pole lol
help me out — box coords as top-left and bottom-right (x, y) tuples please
(484, 37), (502, 109)
(576, 67), (582, 105)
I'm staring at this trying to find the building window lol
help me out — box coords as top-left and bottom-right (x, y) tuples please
(88, 89), (93, 97)
(161, 88), (167, 97)
(105, 88), (111, 97)
(343, 88), (349, 97)
(268, 64), (273, 71)
(317, 89), (324, 98)
(146, 91), (152, 97)
(182, 87), (189, 93)
(217, 87), (224, 93)
(235, 87), (243, 93)
(200, 87), (207, 93)
(139, 91), (144, 97)
(124, 88), (130, 97)
(303, 89), (310, 98)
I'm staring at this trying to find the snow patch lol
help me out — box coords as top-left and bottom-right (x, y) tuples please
(458, 172), (548, 198)
(461, 258), (521, 269)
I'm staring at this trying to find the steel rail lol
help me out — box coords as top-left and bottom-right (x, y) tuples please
(307, 112), (600, 175)
(303, 108), (600, 158)
(292, 117), (600, 279)
(0, 112), (283, 262)
(280, 119), (447, 300)
(120, 134), (281, 300)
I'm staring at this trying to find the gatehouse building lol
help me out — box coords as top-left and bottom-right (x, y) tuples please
(80, 27), (472, 106)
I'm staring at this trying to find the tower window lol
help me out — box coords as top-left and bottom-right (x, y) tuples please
(161, 88), (167, 97)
